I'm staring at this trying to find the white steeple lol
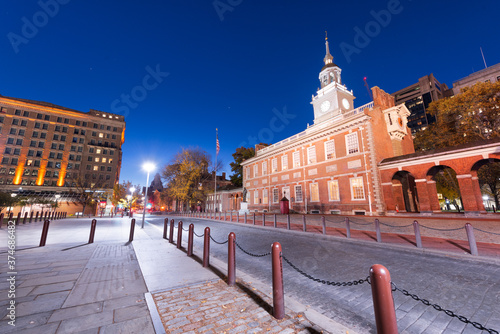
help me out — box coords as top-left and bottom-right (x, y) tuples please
(324, 31), (333, 65)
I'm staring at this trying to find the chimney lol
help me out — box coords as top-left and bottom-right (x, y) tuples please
(222, 172), (226, 180)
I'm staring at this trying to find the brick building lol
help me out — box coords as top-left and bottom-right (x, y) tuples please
(0, 94), (125, 215)
(240, 38), (414, 215)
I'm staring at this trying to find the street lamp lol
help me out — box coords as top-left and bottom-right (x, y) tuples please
(141, 162), (155, 228)
(129, 187), (136, 217)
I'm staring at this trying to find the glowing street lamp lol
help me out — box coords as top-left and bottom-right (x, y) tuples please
(141, 162), (155, 228)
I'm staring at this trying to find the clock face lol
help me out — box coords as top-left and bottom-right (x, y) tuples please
(320, 100), (331, 112)
(342, 98), (350, 110)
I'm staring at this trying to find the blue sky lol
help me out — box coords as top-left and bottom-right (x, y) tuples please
(1, 0), (499, 188)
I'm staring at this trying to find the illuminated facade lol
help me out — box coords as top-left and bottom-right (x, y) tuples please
(0, 95), (125, 213)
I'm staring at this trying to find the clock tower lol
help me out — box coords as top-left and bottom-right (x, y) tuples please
(311, 34), (355, 125)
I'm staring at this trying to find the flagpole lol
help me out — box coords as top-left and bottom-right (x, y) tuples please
(215, 128), (218, 213)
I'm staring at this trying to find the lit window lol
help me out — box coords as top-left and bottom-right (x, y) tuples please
(96, 149), (101, 154)
(102, 158), (107, 163)
(281, 155), (288, 170)
(272, 158), (278, 173)
(254, 190), (259, 204)
(263, 188), (268, 204)
(95, 157), (99, 162)
(350, 177), (365, 200)
(93, 166), (98, 171)
(310, 183), (319, 202)
(99, 133), (104, 138)
(262, 161), (267, 175)
(328, 180), (340, 201)
(253, 164), (258, 177)
(293, 151), (300, 168)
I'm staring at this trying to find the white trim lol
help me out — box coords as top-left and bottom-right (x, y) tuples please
(456, 174), (472, 179)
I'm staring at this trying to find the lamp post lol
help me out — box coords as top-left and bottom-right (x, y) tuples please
(129, 187), (136, 217)
(141, 163), (155, 229)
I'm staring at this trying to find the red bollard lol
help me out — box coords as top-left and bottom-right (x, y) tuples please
(177, 221), (183, 249)
(23, 212), (28, 224)
(274, 214), (277, 228)
(89, 219), (97, 243)
(302, 215), (306, 232)
(169, 219), (174, 243)
(263, 213), (266, 226)
(203, 227), (210, 267)
(15, 212), (21, 225)
(39, 220), (50, 247)
(253, 212), (256, 225)
(227, 232), (236, 286)
(35, 211), (39, 222)
(163, 218), (168, 239)
(0, 213), (3, 227)
(44, 211), (48, 220)
(370, 264), (398, 334)
(9, 212), (13, 222)
(272, 242), (285, 319)
(322, 216), (326, 235)
(187, 224), (194, 256)
(129, 218), (136, 242)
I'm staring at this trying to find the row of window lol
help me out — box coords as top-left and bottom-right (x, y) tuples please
(248, 133), (360, 178)
(250, 177), (365, 205)
(0, 177), (112, 188)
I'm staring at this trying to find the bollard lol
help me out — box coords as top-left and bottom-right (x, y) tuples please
(224, 211), (226, 221)
(237, 212), (239, 223)
(89, 219), (97, 243)
(39, 220), (50, 247)
(375, 219), (382, 243)
(35, 211), (39, 222)
(253, 212), (256, 225)
(188, 224), (194, 256)
(16, 212), (21, 225)
(219, 211), (221, 220)
(169, 219), (174, 243)
(345, 217), (351, 238)
(44, 211), (48, 220)
(244, 212), (247, 224)
(274, 214), (277, 228)
(9, 212), (13, 222)
(0, 213), (3, 227)
(263, 213), (266, 226)
(203, 227), (210, 267)
(413, 220), (422, 248)
(272, 242), (285, 320)
(177, 221), (183, 249)
(465, 223), (478, 256)
(370, 264), (398, 334)
(322, 216), (326, 235)
(287, 214), (290, 230)
(129, 218), (136, 242)
(228, 232), (236, 286)
(302, 215), (306, 232)
(23, 212), (28, 224)
(230, 211), (233, 222)
(163, 218), (168, 239)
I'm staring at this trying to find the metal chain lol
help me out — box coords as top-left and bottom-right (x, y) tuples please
(209, 235), (228, 244)
(419, 225), (465, 232)
(182, 226), (189, 231)
(349, 221), (373, 226)
(193, 231), (204, 237)
(324, 218), (344, 224)
(473, 227), (500, 236)
(234, 241), (271, 257)
(282, 255), (369, 287)
(379, 222), (414, 228)
(392, 283), (499, 334)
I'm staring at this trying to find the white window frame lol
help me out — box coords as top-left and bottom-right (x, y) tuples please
(272, 158), (278, 173)
(328, 180), (340, 201)
(293, 151), (300, 168)
(254, 190), (259, 204)
(263, 188), (268, 204)
(246, 167), (250, 179)
(307, 146), (317, 164)
(346, 132), (359, 155)
(350, 177), (365, 200)
(272, 188), (279, 203)
(325, 139), (335, 160)
(253, 164), (258, 177)
(294, 185), (303, 203)
(310, 183), (319, 202)
(262, 161), (267, 175)
(281, 155), (288, 170)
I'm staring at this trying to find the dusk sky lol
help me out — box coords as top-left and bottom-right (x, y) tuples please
(2, 0), (499, 188)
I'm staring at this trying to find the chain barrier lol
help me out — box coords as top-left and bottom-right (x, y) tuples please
(349, 220), (373, 226)
(282, 255), (369, 287)
(193, 231), (204, 238)
(379, 222), (414, 228)
(473, 227), (500, 236)
(392, 283), (499, 334)
(419, 225), (465, 232)
(324, 218), (344, 224)
(209, 235), (228, 244)
(234, 241), (271, 257)
(182, 226), (189, 232)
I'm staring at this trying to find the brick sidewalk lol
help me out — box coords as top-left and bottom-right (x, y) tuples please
(153, 279), (328, 334)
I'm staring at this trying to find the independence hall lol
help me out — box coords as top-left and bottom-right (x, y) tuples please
(0, 94), (125, 215)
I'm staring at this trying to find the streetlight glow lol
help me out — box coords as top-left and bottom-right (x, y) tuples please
(141, 162), (156, 228)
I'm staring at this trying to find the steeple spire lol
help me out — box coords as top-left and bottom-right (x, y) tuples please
(324, 31), (333, 65)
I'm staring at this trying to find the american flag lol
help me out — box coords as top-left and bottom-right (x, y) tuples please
(216, 129), (220, 155)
